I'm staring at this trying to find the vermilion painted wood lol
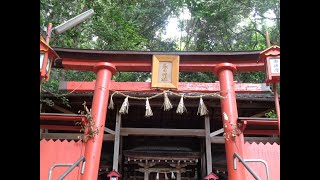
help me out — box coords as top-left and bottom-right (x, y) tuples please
(244, 130), (279, 135)
(61, 58), (265, 72)
(214, 63), (246, 180)
(81, 62), (116, 180)
(243, 142), (280, 180)
(240, 120), (278, 126)
(46, 48), (280, 180)
(40, 125), (81, 131)
(40, 115), (85, 121)
(40, 139), (85, 180)
(273, 83), (280, 133)
(59, 81), (269, 93)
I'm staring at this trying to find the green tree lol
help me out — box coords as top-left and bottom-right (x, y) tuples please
(181, 0), (279, 51)
(41, 0), (279, 86)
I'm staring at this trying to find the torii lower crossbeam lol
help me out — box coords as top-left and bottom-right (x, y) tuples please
(59, 81), (270, 93)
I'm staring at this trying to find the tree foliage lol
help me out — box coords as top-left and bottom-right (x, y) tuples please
(40, 0), (280, 87)
(182, 0), (280, 51)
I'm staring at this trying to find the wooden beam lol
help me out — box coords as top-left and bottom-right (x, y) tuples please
(104, 134), (115, 141)
(238, 117), (278, 126)
(52, 104), (75, 114)
(41, 133), (82, 140)
(177, 167), (182, 180)
(113, 111), (121, 171)
(40, 133), (115, 141)
(210, 136), (225, 144)
(250, 108), (274, 117)
(144, 168), (149, 180)
(200, 140), (206, 179)
(244, 137), (280, 144)
(40, 113), (85, 121)
(244, 130), (279, 135)
(59, 81), (270, 94)
(104, 127), (115, 135)
(210, 136), (280, 144)
(61, 99), (274, 109)
(127, 157), (199, 162)
(39, 125), (81, 131)
(209, 128), (224, 137)
(238, 117), (278, 121)
(138, 167), (186, 173)
(242, 120), (278, 126)
(204, 116), (212, 174)
(120, 128), (205, 137)
(119, 135), (124, 176)
(111, 82), (270, 93)
(59, 54), (264, 72)
(40, 132), (279, 144)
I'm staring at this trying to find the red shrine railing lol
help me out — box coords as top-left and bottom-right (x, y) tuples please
(40, 139), (85, 180)
(242, 142), (280, 180)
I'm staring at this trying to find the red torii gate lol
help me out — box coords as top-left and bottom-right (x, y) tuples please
(50, 48), (277, 180)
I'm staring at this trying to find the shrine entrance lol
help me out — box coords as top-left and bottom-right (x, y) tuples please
(104, 102), (214, 180)
(122, 137), (201, 180)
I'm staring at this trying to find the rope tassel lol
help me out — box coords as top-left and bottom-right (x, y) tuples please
(176, 95), (187, 114)
(119, 96), (129, 114)
(145, 98), (153, 117)
(197, 97), (209, 116)
(171, 172), (176, 179)
(165, 172), (169, 180)
(162, 91), (173, 111)
(107, 93), (115, 110)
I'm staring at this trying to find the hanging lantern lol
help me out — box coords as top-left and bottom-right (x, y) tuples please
(259, 45), (280, 85)
(40, 35), (59, 82)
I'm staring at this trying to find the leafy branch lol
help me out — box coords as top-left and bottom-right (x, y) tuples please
(75, 101), (99, 142)
(265, 110), (277, 118)
(40, 98), (54, 107)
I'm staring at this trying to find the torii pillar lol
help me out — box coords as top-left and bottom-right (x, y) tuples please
(213, 63), (246, 180)
(81, 62), (117, 180)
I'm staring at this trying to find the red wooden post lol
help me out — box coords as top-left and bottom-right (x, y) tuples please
(273, 83), (280, 132)
(81, 62), (116, 180)
(45, 23), (53, 44)
(214, 63), (246, 180)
